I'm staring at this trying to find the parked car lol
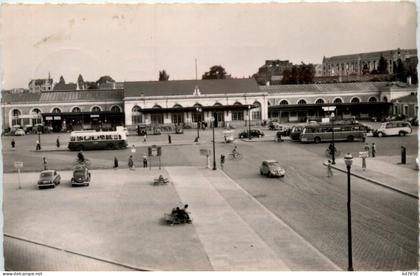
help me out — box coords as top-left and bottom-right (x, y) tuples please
(290, 125), (304, 141)
(71, 165), (91, 187)
(259, 160), (285, 177)
(268, 121), (282, 130)
(239, 129), (264, 139)
(373, 121), (412, 137)
(14, 129), (25, 136)
(38, 170), (61, 189)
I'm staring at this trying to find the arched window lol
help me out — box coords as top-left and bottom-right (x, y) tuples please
(31, 108), (42, 125)
(91, 106), (101, 113)
(52, 107), (61, 113)
(251, 101), (262, 120)
(368, 97), (377, 102)
(333, 98), (343, 104)
(132, 105), (143, 124)
(233, 101), (242, 106)
(297, 99), (307, 105)
(279, 100), (289, 105)
(315, 98), (325, 104)
(383, 96), (388, 102)
(152, 104), (162, 109)
(72, 107), (81, 113)
(11, 109), (22, 126)
(214, 102), (223, 106)
(110, 105), (121, 112)
(173, 104), (183, 108)
(351, 97), (360, 103)
(31, 108), (41, 115)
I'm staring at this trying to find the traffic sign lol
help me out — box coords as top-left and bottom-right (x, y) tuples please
(200, 149), (210, 156)
(322, 106), (336, 111)
(14, 161), (23, 168)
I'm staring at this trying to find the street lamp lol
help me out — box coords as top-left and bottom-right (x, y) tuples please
(344, 153), (354, 271)
(248, 105), (252, 140)
(331, 112), (335, 164)
(210, 116), (216, 170)
(196, 107), (202, 142)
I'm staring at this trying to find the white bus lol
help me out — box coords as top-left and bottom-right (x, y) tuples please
(68, 129), (128, 151)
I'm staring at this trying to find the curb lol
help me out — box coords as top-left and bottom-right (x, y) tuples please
(323, 162), (418, 199)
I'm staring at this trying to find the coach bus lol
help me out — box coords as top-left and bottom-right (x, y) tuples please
(299, 122), (368, 143)
(68, 129), (128, 151)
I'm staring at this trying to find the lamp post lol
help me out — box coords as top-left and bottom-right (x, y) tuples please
(331, 112), (335, 164)
(196, 107), (202, 141)
(248, 105), (251, 140)
(344, 153), (354, 271)
(37, 124), (42, 150)
(210, 116), (216, 170)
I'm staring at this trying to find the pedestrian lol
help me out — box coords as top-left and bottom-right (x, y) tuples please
(360, 152), (367, 171)
(42, 156), (48, 170)
(143, 154), (148, 168)
(56, 136), (60, 148)
(371, 143), (376, 158)
(128, 155), (134, 170)
(113, 156), (119, 169)
(327, 160), (333, 177)
(11, 138), (15, 150)
(168, 134), (172, 144)
(131, 144), (136, 154)
(36, 140), (41, 151)
(77, 151), (85, 163)
(220, 154), (225, 169)
(143, 134), (147, 143)
(364, 143), (370, 157)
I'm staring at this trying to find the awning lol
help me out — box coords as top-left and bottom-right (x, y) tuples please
(140, 104), (255, 114)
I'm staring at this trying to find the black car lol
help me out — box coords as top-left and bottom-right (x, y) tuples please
(290, 126), (304, 141)
(239, 129), (265, 139)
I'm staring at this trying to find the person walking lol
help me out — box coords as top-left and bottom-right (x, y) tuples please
(143, 154), (148, 168)
(56, 136), (60, 148)
(42, 156), (48, 170)
(220, 154), (225, 170)
(36, 140), (41, 151)
(361, 154), (367, 171)
(11, 139), (15, 150)
(128, 155), (134, 170)
(327, 160), (333, 177)
(143, 134), (147, 143)
(168, 134), (172, 144)
(371, 142), (376, 158)
(113, 156), (119, 169)
(364, 143), (370, 157)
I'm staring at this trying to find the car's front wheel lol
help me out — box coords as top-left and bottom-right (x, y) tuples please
(399, 131), (406, 136)
(378, 132), (384, 137)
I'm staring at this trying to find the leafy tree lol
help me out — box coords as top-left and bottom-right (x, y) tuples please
(159, 70), (170, 81)
(394, 59), (406, 82)
(281, 63), (315, 84)
(377, 56), (388, 74)
(96, 75), (115, 86)
(77, 74), (85, 89)
(202, 65), (230, 79)
(58, 75), (65, 85)
(85, 81), (98, 90)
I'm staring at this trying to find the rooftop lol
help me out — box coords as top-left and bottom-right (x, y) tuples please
(260, 82), (390, 94)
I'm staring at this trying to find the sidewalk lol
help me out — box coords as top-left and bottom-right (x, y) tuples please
(167, 167), (340, 271)
(325, 155), (418, 198)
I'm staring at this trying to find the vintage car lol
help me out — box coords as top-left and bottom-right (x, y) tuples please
(38, 170), (61, 189)
(223, 130), (234, 143)
(71, 165), (91, 187)
(239, 129), (264, 139)
(259, 160), (285, 177)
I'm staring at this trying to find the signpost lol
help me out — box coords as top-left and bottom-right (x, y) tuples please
(148, 145), (162, 169)
(200, 149), (211, 169)
(14, 161), (23, 189)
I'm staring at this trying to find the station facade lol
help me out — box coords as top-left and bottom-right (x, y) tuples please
(1, 79), (417, 132)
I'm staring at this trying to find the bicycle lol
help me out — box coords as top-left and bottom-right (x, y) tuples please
(228, 152), (243, 160)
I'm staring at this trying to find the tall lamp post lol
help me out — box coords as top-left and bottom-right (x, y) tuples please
(248, 105), (252, 140)
(196, 107), (202, 141)
(344, 153), (354, 271)
(331, 112), (335, 164)
(211, 116), (216, 170)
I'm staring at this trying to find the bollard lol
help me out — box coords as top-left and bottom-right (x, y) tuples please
(401, 146), (406, 164)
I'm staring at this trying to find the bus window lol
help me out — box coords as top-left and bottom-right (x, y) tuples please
(113, 135), (119, 140)
(106, 135), (112, 140)
(77, 136), (83, 141)
(70, 137), (76, 142)
(99, 135), (105, 140)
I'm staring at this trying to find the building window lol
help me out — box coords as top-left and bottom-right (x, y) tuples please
(252, 102), (262, 120)
(151, 114), (164, 125)
(315, 98), (325, 104)
(132, 105), (143, 124)
(351, 97), (360, 103)
(404, 105), (409, 115)
(280, 100), (288, 105)
(171, 113), (184, 124)
(52, 107), (61, 113)
(232, 111), (244, 121)
(368, 97), (377, 102)
(110, 106), (121, 112)
(192, 112), (204, 123)
(91, 106), (101, 113)
(333, 98), (343, 104)
(72, 107), (81, 112)
(298, 99), (307, 105)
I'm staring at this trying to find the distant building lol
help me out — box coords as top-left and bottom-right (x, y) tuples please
(314, 64), (323, 77)
(254, 60), (293, 85)
(53, 83), (77, 91)
(28, 76), (54, 93)
(322, 48), (417, 77)
(2, 88), (27, 94)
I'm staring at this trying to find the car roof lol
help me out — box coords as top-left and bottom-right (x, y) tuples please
(41, 170), (55, 173)
(263, 160), (278, 163)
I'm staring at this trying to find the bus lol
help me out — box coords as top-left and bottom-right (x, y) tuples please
(299, 122), (367, 143)
(68, 129), (128, 151)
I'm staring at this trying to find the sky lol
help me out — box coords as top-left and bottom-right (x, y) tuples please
(0, 2), (417, 89)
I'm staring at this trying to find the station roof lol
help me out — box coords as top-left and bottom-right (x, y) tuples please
(124, 79), (261, 98)
(392, 94), (417, 103)
(259, 82), (389, 94)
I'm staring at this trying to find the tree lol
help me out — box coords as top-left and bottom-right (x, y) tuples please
(96, 75), (115, 86)
(394, 59), (406, 82)
(77, 74), (85, 90)
(202, 65), (230, 79)
(281, 63), (315, 84)
(85, 81), (98, 90)
(159, 70), (170, 81)
(377, 56), (388, 74)
(58, 75), (65, 85)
